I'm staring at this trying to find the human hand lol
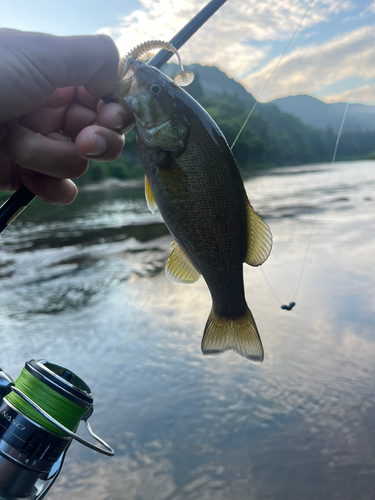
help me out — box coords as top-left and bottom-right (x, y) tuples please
(0, 29), (134, 205)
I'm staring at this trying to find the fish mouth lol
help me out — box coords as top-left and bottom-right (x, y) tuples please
(113, 57), (139, 101)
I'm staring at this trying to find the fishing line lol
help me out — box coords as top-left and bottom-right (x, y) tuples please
(230, 0), (316, 309)
(292, 1), (374, 304)
(332, 17), (373, 165)
(259, 267), (283, 306)
(230, 0), (316, 151)
(94, 272), (164, 392)
(261, 2), (375, 310)
(6, 367), (87, 435)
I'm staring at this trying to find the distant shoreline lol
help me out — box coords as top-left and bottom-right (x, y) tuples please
(1, 156), (374, 203)
(79, 177), (144, 191)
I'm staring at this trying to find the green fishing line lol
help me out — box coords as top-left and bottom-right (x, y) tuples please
(7, 368), (87, 436)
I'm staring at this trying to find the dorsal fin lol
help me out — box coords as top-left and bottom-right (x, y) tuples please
(165, 240), (201, 284)
(145, 175), (157, 214)
(245, 200), (272, 266)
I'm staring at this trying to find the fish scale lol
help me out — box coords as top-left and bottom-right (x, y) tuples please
(168, 115), (248, 300)
(115, 59), (272, 363)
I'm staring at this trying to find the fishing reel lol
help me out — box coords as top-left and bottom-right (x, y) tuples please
(0, 360), (114, 500)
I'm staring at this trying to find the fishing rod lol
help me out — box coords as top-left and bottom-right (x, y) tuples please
(0, 1), (228, 498)
(0, 0), (228, 234)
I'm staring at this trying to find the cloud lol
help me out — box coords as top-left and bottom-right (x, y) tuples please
(98, 0), (355, 76)
(97, 0), (375, 103)
(323, 84), (375, 104)
(241, 24), (375, 102)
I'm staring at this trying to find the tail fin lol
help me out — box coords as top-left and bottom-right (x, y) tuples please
(201, 307), (264, 363)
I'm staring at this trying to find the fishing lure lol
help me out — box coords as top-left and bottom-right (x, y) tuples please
(119, 40), (194, 87)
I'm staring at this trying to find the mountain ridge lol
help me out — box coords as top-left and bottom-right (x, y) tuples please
(165, 63), (375, 133)
(269, 94), (375, 133)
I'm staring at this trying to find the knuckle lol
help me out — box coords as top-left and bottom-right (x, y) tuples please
(95, 35), (119, 64)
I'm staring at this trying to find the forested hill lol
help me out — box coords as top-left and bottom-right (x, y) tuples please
(270, 95), (375, 133)
(83, 63), (375, 184)
(163, 63), (375, 169)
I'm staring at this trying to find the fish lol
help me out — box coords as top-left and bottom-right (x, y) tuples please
(114, 57), (272, 363)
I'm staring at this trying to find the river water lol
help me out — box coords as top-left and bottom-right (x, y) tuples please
(0, 161), (375, 500)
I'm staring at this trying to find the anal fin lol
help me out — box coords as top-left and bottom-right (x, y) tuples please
(245, 200), (272, 266)
(165, 240), (201, 284)
(145, 175), (157, 214)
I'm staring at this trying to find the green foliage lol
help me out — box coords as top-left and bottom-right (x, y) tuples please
(75, 141), (143, 186)
(78, 68), (375, 185)
(185, 72), (204, 101)
(194, 91), (375, 170)
(89, 162), (107, 182)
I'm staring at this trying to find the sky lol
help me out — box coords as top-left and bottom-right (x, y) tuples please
(2, 0), (375, 104)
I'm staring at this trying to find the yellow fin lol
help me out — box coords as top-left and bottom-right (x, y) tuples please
(201, 306), (264, 363)
(145, 175), (157, 214)
(245, 200), (272, 266)
(165, 240), (201, 284)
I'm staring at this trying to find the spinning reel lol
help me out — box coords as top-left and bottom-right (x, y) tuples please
(0, 360), (114, 500)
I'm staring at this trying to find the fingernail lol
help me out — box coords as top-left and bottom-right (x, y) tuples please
(87, 133), (107, 156)
(110, 113), (125, 131)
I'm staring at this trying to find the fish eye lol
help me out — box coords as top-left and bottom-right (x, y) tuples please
(150, 84), (163, 96)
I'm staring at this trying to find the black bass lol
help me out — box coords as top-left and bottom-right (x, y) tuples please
(114, 58), (272, 363)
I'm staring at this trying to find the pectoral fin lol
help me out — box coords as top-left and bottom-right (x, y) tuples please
(245, 200), (272, 266)
(165, 240), (201, 284)
(145, 175), (157, 214)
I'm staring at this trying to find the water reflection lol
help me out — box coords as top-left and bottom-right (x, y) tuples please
(0, 162), (374, 500)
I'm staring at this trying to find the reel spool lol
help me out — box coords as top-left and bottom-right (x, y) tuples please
(0, 360), (114, 500)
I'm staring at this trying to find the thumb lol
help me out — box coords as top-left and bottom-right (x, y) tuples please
(36, 33), (120, 96)
(0, 30), (120, 122)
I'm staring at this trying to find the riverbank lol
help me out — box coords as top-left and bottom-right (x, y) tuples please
(79, 177), (144, 191)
